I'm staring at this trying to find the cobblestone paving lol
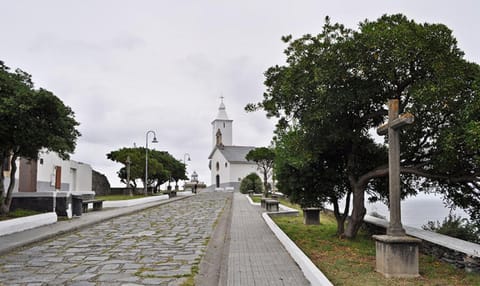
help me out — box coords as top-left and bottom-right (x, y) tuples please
(0, 191), (230, 286)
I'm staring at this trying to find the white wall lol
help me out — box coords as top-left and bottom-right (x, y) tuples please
(211, 119), (233, 147)
(230, 163), (258, 183)
(210, 149), (267, 187)
(8, 151), (93, 192)
(210, 150), (231, 185)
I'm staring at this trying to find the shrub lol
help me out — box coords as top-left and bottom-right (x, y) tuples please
(239, 173), (263, 194)
(422, 214), (479, 244)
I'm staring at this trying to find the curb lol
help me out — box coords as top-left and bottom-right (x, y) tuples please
(0, 212), (57, 236)
(262, 212), (333, 286)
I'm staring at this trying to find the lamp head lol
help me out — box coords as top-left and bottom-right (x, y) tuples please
(152, 137), (158, 143)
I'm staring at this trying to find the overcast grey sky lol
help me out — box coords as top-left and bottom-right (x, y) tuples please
(1, 1), (479, 187)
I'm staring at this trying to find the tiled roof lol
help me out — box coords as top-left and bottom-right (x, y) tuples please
(208, 145), (257, 164)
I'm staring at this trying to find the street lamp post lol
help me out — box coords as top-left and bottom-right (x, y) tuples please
(183, 153), (191, 191)
(183, 153), (191, 171)
(126, 155), (132, 197)
(145, 130), (158, 195)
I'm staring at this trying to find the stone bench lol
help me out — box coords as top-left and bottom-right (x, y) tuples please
(162, 191), (177, 198)
(82, 199), (104, 213)
(261, 197), (267, 208)
(265, 199), (279, 212)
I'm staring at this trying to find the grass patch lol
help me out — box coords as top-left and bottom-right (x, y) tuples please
(0, 208), (41, 221)
(273, 211), (480, 285)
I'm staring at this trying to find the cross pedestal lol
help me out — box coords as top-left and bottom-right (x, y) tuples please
(374, 99), (420, 278)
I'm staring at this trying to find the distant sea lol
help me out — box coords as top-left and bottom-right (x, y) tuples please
(332, 193), (469, 228)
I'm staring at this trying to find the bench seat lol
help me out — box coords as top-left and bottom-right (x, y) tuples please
(82, 199), (104, 213)
(265, 199), (279, 212)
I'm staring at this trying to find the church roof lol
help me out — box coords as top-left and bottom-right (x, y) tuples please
(208, 145), (257, 164)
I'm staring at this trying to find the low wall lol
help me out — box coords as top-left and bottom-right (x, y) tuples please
(0, 212), (57, 236)
(103, 195), (169, 208)
(11, 192), (71, 217)
(363, 214), (480, 273)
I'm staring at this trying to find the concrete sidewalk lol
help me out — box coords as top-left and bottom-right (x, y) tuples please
(225, 192), (310, 286)
(0, 195), (191, 256)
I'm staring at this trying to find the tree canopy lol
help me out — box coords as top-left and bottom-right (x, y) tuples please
(246, 147), (275, 196)
(106, 147), (187, 191)
(0, 61), (80, 215)
(248, 14), (480, 238)
(239, 172), (263, 194)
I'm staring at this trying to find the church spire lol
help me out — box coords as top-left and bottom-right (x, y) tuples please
(216, 96), (229, 120)
(211, 96), (233, 148)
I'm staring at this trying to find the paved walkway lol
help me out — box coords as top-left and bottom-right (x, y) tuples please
(0, 192), (230, 285)
(0, 191), (312, 285)
(226, 192), (310, 286)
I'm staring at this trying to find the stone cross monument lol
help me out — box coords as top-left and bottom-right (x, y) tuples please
(376, 98), (414, 236)
(373, 98), (421, 278)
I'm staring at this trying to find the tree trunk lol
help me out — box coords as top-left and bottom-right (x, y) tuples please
(344, 184), (366, 238)
(0, 154), (17, 216)
(332, 190), (351, 236)
(263, 171), (268, 197)
(0, 153), (6, 217)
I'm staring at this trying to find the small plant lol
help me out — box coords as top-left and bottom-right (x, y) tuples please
(422, 213), (480, 244)
(239, 173), (263, 194)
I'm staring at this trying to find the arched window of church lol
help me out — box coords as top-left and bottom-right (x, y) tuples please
(223, 122), (225, 128)
(216, 162), (220, 171)
(225, 162), (228, 168)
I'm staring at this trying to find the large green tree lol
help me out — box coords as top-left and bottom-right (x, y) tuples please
(246, 147), (275, 197)
(0, 61), (80, 215)
(274, 127), (357, 235)
(248, 14), (480, 238)
(107, 147), (186, 192)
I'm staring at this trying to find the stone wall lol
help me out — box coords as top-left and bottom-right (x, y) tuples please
(92, 170), (110, 196)
(421, 240), (480, 273)
(362, 216), (480, 273)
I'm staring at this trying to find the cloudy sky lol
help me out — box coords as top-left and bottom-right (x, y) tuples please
(1, 0), (479, 187)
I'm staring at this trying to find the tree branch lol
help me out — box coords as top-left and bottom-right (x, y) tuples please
(400, 167), (480, 184)
(356, 165), (389, 187)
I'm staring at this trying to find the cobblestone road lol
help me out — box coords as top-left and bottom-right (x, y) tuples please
(0, 192), (230, 286)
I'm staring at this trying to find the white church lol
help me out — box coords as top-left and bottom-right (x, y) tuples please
(208, 98), (263, 190)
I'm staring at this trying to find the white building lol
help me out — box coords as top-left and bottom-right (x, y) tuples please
(208, 98), (265, 190)
(3, 150), (92, 193)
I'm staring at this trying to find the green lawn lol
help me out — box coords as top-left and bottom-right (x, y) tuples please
(273, 209), (480, 285)
(0, 209), (41, 221)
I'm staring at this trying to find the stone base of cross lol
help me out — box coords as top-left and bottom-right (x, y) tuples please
(374, 99), (420, 278)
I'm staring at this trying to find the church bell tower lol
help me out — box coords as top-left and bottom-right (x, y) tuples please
(212, 97), (233, 147)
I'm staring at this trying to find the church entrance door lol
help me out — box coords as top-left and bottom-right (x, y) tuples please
(216, 175), (220, 188)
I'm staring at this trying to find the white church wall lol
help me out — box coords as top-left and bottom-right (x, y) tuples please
(230, 163), (259, 183)
(210, 151), (231, 186)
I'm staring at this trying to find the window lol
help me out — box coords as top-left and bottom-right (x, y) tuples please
(39, 158), (44, 165)
(216, 162), (220, 171)
(225, 162), (228, 168)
